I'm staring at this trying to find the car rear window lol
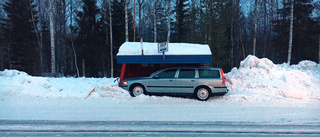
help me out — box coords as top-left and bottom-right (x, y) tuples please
(198, 69), (220, 78)
(178, 69), (195, 78)
(157, 69), (177, 78)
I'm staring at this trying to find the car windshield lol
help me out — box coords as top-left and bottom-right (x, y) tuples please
(150, 69), (163, 77)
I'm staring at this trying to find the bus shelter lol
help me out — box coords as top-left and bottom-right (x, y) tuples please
(116, 42), (212, 85)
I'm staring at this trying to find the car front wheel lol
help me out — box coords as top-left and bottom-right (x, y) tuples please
(130, 84), (145, 97)
(195, 87), (211, 101)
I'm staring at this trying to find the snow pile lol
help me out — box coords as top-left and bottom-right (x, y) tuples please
(226, 55), (320, 101)
(0, 70), (130, 99)
(117, 42), (211, 55)
(1, 55), (320, 103)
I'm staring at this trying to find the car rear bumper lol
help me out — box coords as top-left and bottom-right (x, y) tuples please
(212, 87), (228, 93)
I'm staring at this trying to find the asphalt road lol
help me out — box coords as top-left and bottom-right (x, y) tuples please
(1, 120), (320, 136)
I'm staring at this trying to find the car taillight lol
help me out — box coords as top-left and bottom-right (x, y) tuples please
(220, 68), (225, 85)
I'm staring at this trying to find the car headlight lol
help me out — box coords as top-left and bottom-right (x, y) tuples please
(123, 81), (128, 85)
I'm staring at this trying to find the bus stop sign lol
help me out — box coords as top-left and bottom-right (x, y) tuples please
(158, 42), (168, 53)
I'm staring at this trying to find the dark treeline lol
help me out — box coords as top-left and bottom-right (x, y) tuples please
(0, 0), (319, 77)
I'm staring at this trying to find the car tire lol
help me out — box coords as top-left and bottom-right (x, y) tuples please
(195, 87), (211, 101)
(129, 84), (145, 97)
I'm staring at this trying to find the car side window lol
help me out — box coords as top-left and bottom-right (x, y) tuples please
(178, 69), (195, 78)
(198, 69), (220, 78)
(157, 69), (177, 78)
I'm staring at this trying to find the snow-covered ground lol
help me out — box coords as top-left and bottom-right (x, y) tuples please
(0, 55), (319, 124)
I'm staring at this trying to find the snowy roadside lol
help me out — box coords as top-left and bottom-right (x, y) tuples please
(0, 55), (319, 123)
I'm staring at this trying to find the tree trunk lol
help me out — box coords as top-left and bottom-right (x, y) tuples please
(49, 0), (56, 76)
(154, 0), (157, 43)
(69, 0), (79, 77)
(109, 0), (114, 78)
(103, 0), (109, 77)
(287, 0), (294, 64)
(62, 0), (67, 75)
(230, 1), (234, 68)
(167, 0), (171, 43)
(237, 0), (245, 59)
(82, 59), (85, 77)
(263, 0), (267, 57)
(30, 0), (42, 75)
(253, 0), (258, 56)
(318, 34), (320, 63)
(37, 0), (44, 75)
(138, 0), (144, 39)
(134, 0), (136, 42)
(125, 0), (129, 42)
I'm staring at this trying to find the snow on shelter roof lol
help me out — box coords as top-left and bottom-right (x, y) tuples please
(117, 42), (212, 56)
(116, 42), (212, 64)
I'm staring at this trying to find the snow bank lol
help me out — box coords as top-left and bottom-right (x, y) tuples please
(226, 55), (320, 102)
(0, 70), (130, 99)
(1, 55), (320, 103)
(117, 42), (211, 55)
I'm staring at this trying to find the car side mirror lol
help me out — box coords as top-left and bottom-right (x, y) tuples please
(153, 75), (159, 79)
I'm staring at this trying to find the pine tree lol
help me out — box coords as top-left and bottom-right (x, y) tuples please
(76, 0), (105, 77)
(2, 0), (39, 75)
(175, 0), (188, 42)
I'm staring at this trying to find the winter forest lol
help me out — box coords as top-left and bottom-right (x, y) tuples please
(0, 0), (319, 77)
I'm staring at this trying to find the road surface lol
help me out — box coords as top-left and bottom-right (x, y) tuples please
(1, 120), (320, 136)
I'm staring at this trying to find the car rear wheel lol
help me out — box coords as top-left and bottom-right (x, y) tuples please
(130, 84), (145, 97)
(195, 87), (211, 101)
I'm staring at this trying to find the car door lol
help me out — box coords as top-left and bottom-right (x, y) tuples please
(147, 69), (177, 93)
(174, 69), (197, 94)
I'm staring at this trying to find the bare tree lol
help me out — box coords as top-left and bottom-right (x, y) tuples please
(134, 0), (136, 41)
(287, 0), (294, 64)
(109, 0), (113, 78)
(253, 0), (258, 56)
(69, 0), (79, 77)
(237, 0), (245, 59)
(125, 0), (129, 42)
(49, 0), (56, 76)
(137, 0), (145, 39)
(154, 0), (157, 42)
(167, 0), (171, 43)
(230, 0), (234, 67)
(263, 0), (267, 57)
(30, 0), (43, 75)
(55, 0), (67, 75)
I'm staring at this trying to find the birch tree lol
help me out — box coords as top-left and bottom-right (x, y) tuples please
(263, 0), (267, 57)
(167, 0), (171, 43)
(253, 0), (258, 56)
(49, 0), (56, 76)
(137, 0), (145, 39)
(134, 0), (136, 41)
(154, 0), (157, 42)
(125, 0), (129, 42)
(287, 0), (294, 64)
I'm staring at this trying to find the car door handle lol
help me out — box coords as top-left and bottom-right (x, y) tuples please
(191, 80), (195, 82)
(169, 80), (174, 82)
